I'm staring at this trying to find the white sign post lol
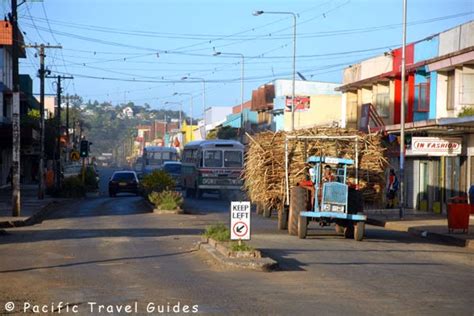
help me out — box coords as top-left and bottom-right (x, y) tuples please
(411, 137), (462, 156)
(230, 201), (251, 241)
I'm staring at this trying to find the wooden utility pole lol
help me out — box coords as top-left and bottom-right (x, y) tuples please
(11, 0), (20, 216)
(23, 44), (62, 199)
(46, 74), (73, 189)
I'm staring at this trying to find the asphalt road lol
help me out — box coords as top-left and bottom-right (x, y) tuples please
(0, 168), (473, 315)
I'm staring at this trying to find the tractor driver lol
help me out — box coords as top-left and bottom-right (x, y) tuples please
(322, 164), (335, 183)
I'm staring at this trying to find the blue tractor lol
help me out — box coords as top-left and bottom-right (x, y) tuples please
(289, 156), (366, 241)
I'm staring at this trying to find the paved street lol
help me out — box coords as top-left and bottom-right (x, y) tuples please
(0, 168), (473, 315)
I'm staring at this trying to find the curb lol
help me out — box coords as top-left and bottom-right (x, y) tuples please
(0, 201), (57, 229)
(199, 242), (278, 272)
(367, 217), (473, 249)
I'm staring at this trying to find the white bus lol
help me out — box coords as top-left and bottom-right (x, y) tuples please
(142, 146), (179, 175)
(182, 140), (244, 198)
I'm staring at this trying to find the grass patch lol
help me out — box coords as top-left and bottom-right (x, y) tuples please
(230, 242), (254, 252)
(203, 223), (230, 242)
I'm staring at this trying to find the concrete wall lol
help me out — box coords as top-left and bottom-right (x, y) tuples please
(205, 106), (233, 130)
(342, 64), (361, 85)
(439, 21), (474, 56)
(360, 55), (393, 81)
(273, 79), (340, 97)
(283, 94), (342, 131)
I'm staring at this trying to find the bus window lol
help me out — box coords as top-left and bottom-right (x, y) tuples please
(224, 151), (243, 168)
(204, 150), (223, 167)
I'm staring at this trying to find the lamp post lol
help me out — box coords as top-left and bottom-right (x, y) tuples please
(213, 51), (245, 138)
(174, 92), (194, 141)
(164, 101), (183, 129)
(182, 76), (206, 137)
(254, 10), (297, 131)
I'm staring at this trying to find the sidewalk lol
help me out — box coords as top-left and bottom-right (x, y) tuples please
(0, 184), (63, 228)
(365, 208), (474, 249)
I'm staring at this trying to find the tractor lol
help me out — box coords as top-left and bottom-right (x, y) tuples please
(288, 156), (366, 241)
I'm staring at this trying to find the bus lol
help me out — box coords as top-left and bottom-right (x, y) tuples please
(142, 146), (179, 175)
(182, 139), (244, 198)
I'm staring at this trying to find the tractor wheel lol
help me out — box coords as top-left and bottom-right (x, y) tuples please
(354, 222), (365, 241)
(256, 202), (263, 215)
(298, 216), (308, 239)
(277, 203), (288, 230)
(335, 224), (344, 234)
(344, 224), (354, 239)
(289, 186), (309, 236)
(263, 204), (272, 218)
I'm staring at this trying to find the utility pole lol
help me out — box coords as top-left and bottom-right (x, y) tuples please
(399, 0), (407, 219)
(24, 44), (62, 199)
(11, 0), (20, 216)
(46, 74), (73, 190)
(66, 94), (70, 153)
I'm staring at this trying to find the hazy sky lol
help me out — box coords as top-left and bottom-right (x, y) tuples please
(4, 0), (473, 117)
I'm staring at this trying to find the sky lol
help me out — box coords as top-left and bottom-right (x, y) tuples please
(2, 0), (473, 117)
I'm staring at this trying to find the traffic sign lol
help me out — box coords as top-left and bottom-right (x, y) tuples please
(230, 201), (251, 240)
(70, 150), (80, 161)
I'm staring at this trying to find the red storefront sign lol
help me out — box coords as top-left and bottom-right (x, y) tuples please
(285, 96), (310, 112)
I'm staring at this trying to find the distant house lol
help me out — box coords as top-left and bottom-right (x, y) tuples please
(122, 106), (134, 118)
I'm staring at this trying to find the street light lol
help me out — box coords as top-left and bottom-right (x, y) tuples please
(164, 101), (183, 129)
(213, 51), (245, 138)
(254, 10), (297, 131)
(174, 92), (194, 141)
(182, 76), (206, 137)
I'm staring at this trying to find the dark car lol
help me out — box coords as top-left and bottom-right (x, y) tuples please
(108, 171), (140, 197)
(162, 161), (182, 189)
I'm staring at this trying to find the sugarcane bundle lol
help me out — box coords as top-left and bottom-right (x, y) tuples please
(243, 127), (388, 211)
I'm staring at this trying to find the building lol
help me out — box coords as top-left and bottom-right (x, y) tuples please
(204, 106), (233, 134)
(250, 79), (343, 132)
(180, 119), (199, 145)
(337, 20), (474, 213)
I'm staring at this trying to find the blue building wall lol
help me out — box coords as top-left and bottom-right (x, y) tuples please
(413, 36), (439, 121)
(273, 96), (286, 131)
(222, 109), (257, 128)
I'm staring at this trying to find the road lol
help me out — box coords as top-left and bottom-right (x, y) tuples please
(0, 168), (473, 315)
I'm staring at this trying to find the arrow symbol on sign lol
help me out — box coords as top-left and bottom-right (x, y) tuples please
(236, 225), (245, 233)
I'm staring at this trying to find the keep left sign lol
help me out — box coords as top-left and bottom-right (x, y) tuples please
(230, 201), (251, 241)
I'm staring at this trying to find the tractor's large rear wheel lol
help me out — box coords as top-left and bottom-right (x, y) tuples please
(289, 186), (309, 236)
(354, 222), (365, 241)
(278, 203), (288, 230)
(298, 215), (308, 239)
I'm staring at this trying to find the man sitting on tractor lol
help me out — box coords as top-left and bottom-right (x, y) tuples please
(322, 165), (335, 183)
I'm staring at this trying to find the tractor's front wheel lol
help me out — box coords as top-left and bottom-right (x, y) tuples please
(289, 186), (309, 236)
(354, 222), (365, 241)
(298, 216), (308, 239)
(335, 224), (344, 234)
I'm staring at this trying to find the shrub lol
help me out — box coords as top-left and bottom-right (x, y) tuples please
(230, 242), (254, 252)
(203, 223), (230, 242)
(149, 190), (183, 210)
(142, 170), (175, 193)
(61, 176), (86, 198)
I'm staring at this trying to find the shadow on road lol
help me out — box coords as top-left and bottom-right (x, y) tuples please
(0, 227), (204, 244)
(0, 249), (198, 274)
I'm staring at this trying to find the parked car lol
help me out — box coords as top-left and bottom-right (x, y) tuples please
(108, 171), (140, 197)
(162, 161), (182, 189)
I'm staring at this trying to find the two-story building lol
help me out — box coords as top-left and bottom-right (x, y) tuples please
(337, 20), (474, 213)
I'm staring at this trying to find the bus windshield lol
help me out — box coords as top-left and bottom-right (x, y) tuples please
(204, 150), (223, 167)
(224, 151), (243, 168)
(146, 151), (176, 165)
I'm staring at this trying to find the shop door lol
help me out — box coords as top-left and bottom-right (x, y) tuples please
(445, 156), (461, 201)
(418, 161), (429, 211)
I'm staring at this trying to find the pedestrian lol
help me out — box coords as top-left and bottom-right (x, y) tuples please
(386, 169), (399, 209)
(469, 184), (474, 206)
(6, 166), (13, 190)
